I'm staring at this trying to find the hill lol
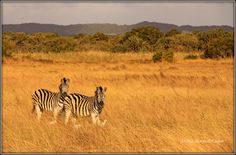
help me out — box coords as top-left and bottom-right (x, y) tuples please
(3, 21), (233, 35)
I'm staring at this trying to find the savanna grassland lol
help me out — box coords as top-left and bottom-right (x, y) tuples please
(2, 51), (234, 153)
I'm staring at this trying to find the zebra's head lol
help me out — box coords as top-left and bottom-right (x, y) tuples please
(95, 86), (107, 107)
(59, 77), (70, 94)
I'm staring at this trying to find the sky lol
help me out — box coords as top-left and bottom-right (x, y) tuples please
(2, 2), (234, 26)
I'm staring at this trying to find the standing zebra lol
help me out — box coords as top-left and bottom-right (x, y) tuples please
(61, 86), (107, 128)
(32, 78), (70, 123)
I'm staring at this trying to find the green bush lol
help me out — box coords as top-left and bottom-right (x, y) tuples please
(165, 29), (181, 37)
(2, 45), (13, 62)
(172, 34), (199, 52)
(153, 50), (174, 63)
(2, 28), (234, 59)
(3, 47), (12, 57)
(154, 37), (175, 50)
(90, 32), (108, 42)
(2, 40), (15, 60)
(199, 29), (234, 59)
(203, 39), (230, 59)
(111, 44), (128, 53)
(152, 51), (162, 62)
(162, 50), (174, 62)
(204, 50), (220, 59)
(184, 54), (198, 60)
(45, 37), (77, 52)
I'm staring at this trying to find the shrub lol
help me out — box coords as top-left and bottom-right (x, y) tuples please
(204, 50), (219, 59)
(45, 37), (77, 52)
(125, 36), (143, 52)
(123, 26), (163, 45)
(203, 39), (230, 59)
(111, 44), (128, 53)
(171, 33), (199, 52)
(2, 40), (15, 60)
(2, 45), (13, 63)
(90, 32), (108, 42)
(3, 47), (12, 57)
(153, 50), (174, 63)
(154, 37), (175, 50)
(2, 28), (234, 58)
(199, 29), (234, 59)
(152, 51), (162, 62)
(184, 54), (198, 60)
(203, 49), (233, 59)
(165, 29), (181, 37)
(162, 50), (174, 62)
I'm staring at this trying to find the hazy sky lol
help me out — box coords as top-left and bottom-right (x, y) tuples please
(3, 2), (234, 26)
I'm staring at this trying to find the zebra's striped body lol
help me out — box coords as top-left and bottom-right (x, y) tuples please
(62, 86), (107, 127)
(63, 94), (103, 117)
(32, 78), (70, 122)
(32, 89), (65, 112)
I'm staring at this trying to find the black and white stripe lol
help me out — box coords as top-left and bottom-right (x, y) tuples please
(32, 89), (65, 111)
(62, 86), (107, 127)
(32, 78), (70, 122)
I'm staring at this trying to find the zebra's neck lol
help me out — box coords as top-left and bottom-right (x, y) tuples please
(94, 97), (103, 114)
(59, 92), (67, 96)
(58, 92), (67, 103)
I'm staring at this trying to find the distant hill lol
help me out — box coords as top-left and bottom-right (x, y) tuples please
(3, 21), (233, 35)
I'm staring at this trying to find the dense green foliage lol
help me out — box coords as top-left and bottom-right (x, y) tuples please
(184, 54), (198, 60)
(152, 50), (174, 63)
(2, 27), (234, 61)
(152, 51), (163, 62)
(196, 29), (234, 58)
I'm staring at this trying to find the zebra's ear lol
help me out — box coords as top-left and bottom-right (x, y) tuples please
(95, 87), (98, 95)
(104, 87), (107, 92)
(61, 77), (67, 83)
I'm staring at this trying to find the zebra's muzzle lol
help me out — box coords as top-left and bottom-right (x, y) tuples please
(99, 101), (104, 106)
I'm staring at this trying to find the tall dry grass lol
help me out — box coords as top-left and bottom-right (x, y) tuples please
(2, 51), (234, 153)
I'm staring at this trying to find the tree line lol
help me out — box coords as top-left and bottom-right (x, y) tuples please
(3, 26), (234, 62)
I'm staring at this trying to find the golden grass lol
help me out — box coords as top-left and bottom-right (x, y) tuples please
(2, 51), (234, 153)
(10, 51), (153, 64)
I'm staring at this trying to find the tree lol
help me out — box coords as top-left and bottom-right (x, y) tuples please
(119, 26), (163, 52)
(198, 29), (234, 58)
(172, 33), (199, 51)
(165, 29), (181, 37)
(124, 26), (162, 45)
(125, 35), (144, 52)
(155, 37), (175, 50)
(90, 32), (108, 42)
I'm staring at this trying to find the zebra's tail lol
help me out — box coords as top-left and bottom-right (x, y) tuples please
(32, 105), (35, 113)
(31, 92), (38, 113)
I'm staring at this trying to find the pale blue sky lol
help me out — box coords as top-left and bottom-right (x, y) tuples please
(3, 2), (234, 26)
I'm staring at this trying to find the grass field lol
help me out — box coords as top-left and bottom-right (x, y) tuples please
(2, 51), (234, 153)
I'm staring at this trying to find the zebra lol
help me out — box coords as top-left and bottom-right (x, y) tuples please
(31, 77), (70, 123)
(61, 86), (107, 128)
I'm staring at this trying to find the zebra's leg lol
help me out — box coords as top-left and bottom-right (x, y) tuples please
(91, 112), (98, 125)
(35, 105), (42, 121)
(101, 119), (107, 126)
(97, 116), (107, 127)
(49, 106), (62, 125)
(71, 117), (81, 129)
(91, 113), (107, 127)
(64, 109), (71, 125)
